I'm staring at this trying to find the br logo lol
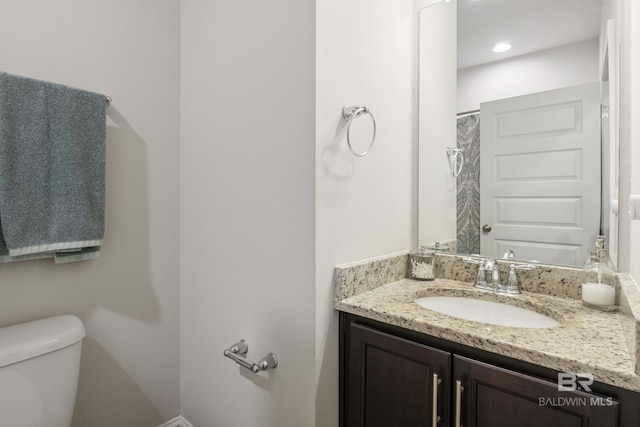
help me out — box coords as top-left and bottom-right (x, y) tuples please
(557, 373), (594, 392)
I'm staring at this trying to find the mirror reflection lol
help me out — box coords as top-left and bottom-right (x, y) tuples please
(418, 0), (619, 269)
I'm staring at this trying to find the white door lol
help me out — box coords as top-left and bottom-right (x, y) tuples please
(480, 82), (601, 266)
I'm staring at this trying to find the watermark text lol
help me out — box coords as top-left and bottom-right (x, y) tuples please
(539, 397), (614, 407)
(557, 372), (594, 392)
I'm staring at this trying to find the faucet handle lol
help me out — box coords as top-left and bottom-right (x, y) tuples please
(502, 263), (536, 294)
(499, 265), (519, 294)
(462, 256), (484, 265)
(511, 263), (536, 271)
(462, 257), (496, 290)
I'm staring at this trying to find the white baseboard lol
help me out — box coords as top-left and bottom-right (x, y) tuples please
(159, 415), (194, 427)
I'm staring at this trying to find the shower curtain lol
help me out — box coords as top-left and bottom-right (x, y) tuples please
(456, 113), (481, 254)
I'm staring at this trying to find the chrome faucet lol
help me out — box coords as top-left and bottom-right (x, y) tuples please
(464, 256), (535, 294)
(464, 257), (498, 291)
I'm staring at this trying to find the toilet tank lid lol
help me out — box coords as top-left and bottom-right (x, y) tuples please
(0, 315), (85, 368)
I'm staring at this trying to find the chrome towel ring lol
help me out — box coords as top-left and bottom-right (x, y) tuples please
(342, 105), (376, 157)
(446, 147), (464, 177)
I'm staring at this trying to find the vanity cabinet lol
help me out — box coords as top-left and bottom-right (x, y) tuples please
(346, 322), (451, 426)
(340, 313), (629, 427)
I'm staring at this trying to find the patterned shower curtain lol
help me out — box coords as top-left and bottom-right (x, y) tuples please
(456, 114), (481, 254)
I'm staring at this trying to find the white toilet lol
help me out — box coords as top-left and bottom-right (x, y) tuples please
(0, 315), (86, 427)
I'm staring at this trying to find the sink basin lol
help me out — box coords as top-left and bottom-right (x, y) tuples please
(414, 296), (561, 328)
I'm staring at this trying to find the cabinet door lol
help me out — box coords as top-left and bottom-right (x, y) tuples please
(347, 323), (451, 427)
(453, 355), (619, 427)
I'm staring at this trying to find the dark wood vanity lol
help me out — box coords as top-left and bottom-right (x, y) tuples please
(340, 312), (640, 427)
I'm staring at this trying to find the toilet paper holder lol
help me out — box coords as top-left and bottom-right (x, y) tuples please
(223, 340), (278, 373)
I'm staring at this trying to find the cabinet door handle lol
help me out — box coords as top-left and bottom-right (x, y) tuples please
(432, 373), (442, 426)
(454, 379), (464, 427)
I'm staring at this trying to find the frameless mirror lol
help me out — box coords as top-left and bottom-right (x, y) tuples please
(417, 0), (620, 269)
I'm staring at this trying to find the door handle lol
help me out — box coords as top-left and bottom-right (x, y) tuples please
(432, 373), (442, 426)
(454, 379), (464, 427)
(482, 224), (492, 233)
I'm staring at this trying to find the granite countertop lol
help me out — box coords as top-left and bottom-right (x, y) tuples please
(334, 253), (640, 392)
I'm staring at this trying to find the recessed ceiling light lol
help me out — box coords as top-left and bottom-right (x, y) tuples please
(492, 43), (513, 53)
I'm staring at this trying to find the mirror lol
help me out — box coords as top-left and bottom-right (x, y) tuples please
(417, 0), (620, 269)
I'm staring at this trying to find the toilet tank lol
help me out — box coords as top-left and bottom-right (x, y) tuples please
(0, 315), (86, 427)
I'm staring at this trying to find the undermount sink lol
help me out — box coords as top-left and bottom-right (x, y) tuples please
(414, 296), (561, 328)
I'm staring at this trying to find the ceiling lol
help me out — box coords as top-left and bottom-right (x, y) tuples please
(458, 0), (603, 69)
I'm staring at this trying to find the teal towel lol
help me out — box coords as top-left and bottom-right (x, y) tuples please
(0, 72), (106, 263)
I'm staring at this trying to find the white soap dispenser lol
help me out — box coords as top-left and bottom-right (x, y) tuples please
(581, 237), (616, 311)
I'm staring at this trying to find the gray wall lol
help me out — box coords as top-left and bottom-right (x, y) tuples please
(0, 1), (181, 425)
(180, 0), (316, 425)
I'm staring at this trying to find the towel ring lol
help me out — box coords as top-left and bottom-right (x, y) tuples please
(342, 105), (376, 157)
(446, 147), (464, 177)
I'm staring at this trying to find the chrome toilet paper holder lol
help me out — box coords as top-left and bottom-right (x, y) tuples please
(223, 340), (278, 373)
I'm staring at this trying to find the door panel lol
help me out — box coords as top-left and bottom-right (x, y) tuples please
(454, 355), (619, 427)
(494, 240), (582, 266)
(494, 100), (582, 139)
(495, 149), (582, 181)
(480, 83), (601, 266)
(495, 197), (583, 226)
(347, 323), (450, 427)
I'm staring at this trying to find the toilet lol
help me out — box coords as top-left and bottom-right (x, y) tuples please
(0, 315), (86, 427)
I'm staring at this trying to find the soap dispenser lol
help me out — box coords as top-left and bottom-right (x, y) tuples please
(581, 236), (616, 311)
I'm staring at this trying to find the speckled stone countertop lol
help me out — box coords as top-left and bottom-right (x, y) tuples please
(334, 252), (640, 392)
